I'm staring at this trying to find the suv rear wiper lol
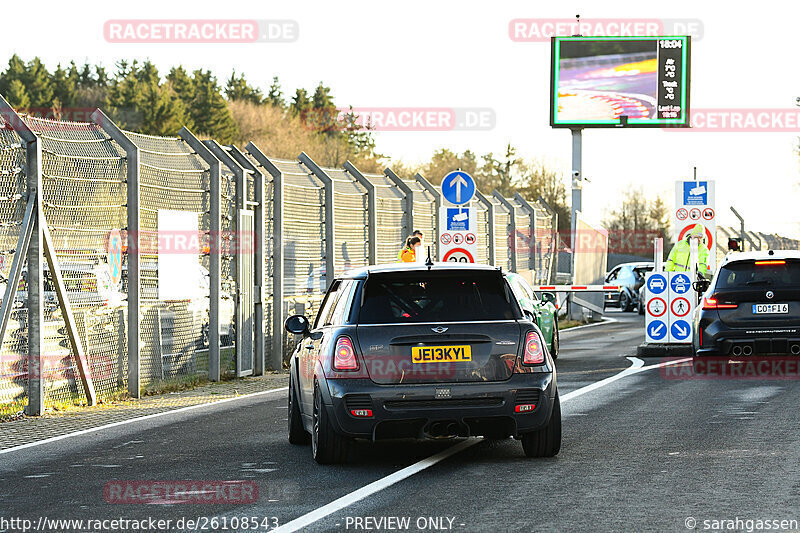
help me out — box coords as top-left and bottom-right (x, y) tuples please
(745, 280), (772, 286)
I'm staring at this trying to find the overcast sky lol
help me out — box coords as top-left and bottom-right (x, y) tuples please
(5, 0), (799, 238)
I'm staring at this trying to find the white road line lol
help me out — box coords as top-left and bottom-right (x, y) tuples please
(560, 317), (618, 333)
(0, 386), (288, 456)
(272, 355), (691, 533)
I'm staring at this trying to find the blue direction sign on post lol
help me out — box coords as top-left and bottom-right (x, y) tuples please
(648, 320), (667, 341)
(670, 320), (691, 341)
(670, 273), (691, 294)
(647, 273), (667, 295)
(441, 171), (476, 205)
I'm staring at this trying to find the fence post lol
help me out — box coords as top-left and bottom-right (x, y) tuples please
(514, 193), (537, 273)
(343, 161), (377, 265)
(92, 109), (141, 398)
(298, 153), (335, 289)
(537, 196), (559, 283)
(179, 128), (222, 381)
(245, 143), (283, 370)
(384, 168), (414, 238)
(0, 99), (45, 414)
(475, 191), (495, 266)
(228, 145), (265, 376)
(493, 191), (517, 272)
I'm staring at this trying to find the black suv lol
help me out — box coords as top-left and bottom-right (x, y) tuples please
(693, 250), (800, 357)
(284, 263), (560, 464)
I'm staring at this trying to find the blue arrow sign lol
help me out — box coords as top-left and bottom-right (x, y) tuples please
(441, 171), (476, 205)
(647, 274), (667, 295)
(670, 273), (691, 294)
(648, 319), (667, 341)
(671, 320), (691, 340)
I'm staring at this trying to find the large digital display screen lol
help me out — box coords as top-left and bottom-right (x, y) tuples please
(550, 36), (691, 128)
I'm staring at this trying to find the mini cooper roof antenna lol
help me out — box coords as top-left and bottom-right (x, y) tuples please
(425, 246), (434, 269)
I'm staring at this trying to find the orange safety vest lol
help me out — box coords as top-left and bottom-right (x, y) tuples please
(399, 247), (416, 263)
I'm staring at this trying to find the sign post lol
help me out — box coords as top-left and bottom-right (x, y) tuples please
(674, 179), (716, 273)
(439, 171), (478, 263)
(645, 272), (668, 343)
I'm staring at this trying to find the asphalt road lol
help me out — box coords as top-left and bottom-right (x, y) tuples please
(3, 310), (800, 532)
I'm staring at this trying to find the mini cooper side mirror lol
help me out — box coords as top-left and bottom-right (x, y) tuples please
(284, 314), (310, 336)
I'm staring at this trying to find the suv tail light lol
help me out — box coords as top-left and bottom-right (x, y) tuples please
(523, 331), (545, 365)
(333, 336), (358, 371)
(703, 297), (738, 310)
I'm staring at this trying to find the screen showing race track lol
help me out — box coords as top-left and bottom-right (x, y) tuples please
(550, 36), (691, 128)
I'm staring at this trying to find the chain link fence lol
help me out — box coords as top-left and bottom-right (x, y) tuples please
(0, 98), (558, 416)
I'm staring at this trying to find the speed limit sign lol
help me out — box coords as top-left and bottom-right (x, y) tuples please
(442, 247), (475, 263)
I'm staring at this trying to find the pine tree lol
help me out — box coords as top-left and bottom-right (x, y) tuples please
(52, 64), (77, 107)
(166, 66), (194, 105)
(290, 88), (311, 116)
(190, 69), (237, 143)
(23, 57), (54, 109)
(0, 55), (27, 97)
(5, 79), (30, 109)
(139, 82), (191, 136)
(225, 71), (263, 104)
(266, 76), (284, 108)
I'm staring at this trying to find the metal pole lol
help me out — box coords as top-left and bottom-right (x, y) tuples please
(93, 109), (141, 398)
(246, 143), (283, 370)
(228, 145), (265, 376)
(730, 206), (745, 252)
(571, 128), (583, 240)
(384, 168), (414, 238)
(298, 153), (335, 289)
(179, 128), (221, 381)
(413, 173), (440, 259)
(343, 161), (377, 265)
(492, 191), (517, 272)
(474, 191), (495, 266)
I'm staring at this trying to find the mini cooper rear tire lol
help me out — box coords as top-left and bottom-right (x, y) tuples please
(312, 382), (351, 464)
(521, 393), (561, 458)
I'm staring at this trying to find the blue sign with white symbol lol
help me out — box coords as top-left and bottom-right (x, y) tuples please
(648, 320), (667, 341)
(647, 274), (667, 295)
(670, 273), (691, 294)
(683, 181), (708, 206)
(441, 171), (476, 205)
(446, 208), (470, 231)
(671, 320), (691, 341)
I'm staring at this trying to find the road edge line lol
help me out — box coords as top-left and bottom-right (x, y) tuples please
(0, 386), (288, 456)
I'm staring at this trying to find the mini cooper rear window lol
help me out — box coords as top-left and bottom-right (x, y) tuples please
(717, 259), (800, 289)
(358, 271), (520, 324)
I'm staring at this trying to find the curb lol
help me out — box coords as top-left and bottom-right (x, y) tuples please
(637, 343), (694, 357)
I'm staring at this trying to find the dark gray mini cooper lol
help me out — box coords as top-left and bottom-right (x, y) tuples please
(284, 262), (560, 464)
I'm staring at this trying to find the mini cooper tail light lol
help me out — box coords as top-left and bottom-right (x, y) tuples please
(333, 336), (359, 371)
(523, 331), (545, 365)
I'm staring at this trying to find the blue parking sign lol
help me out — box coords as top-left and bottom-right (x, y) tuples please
(647, 274), (667, 295)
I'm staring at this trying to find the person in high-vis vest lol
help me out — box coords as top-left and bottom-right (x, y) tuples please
(665, 223), (712, 278)
(397, 230), (424, 261)
(399, 236), (421, 263)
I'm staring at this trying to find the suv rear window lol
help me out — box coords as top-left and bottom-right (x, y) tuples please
(716, 259), (800, 289)
(358, 270), (520, 324)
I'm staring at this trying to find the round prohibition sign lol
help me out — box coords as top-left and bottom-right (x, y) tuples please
(442, 247), (475, 263)
(647, 297), (667, 317)
(676, 208), (688, 221)
(440, 233), (452, 245)
(671, 297), (691, 317)
(702, 208), (715, 220)
(453, 233), (464, 245)
(689, 208), (701, 221)
(465, 233), (476, 245)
